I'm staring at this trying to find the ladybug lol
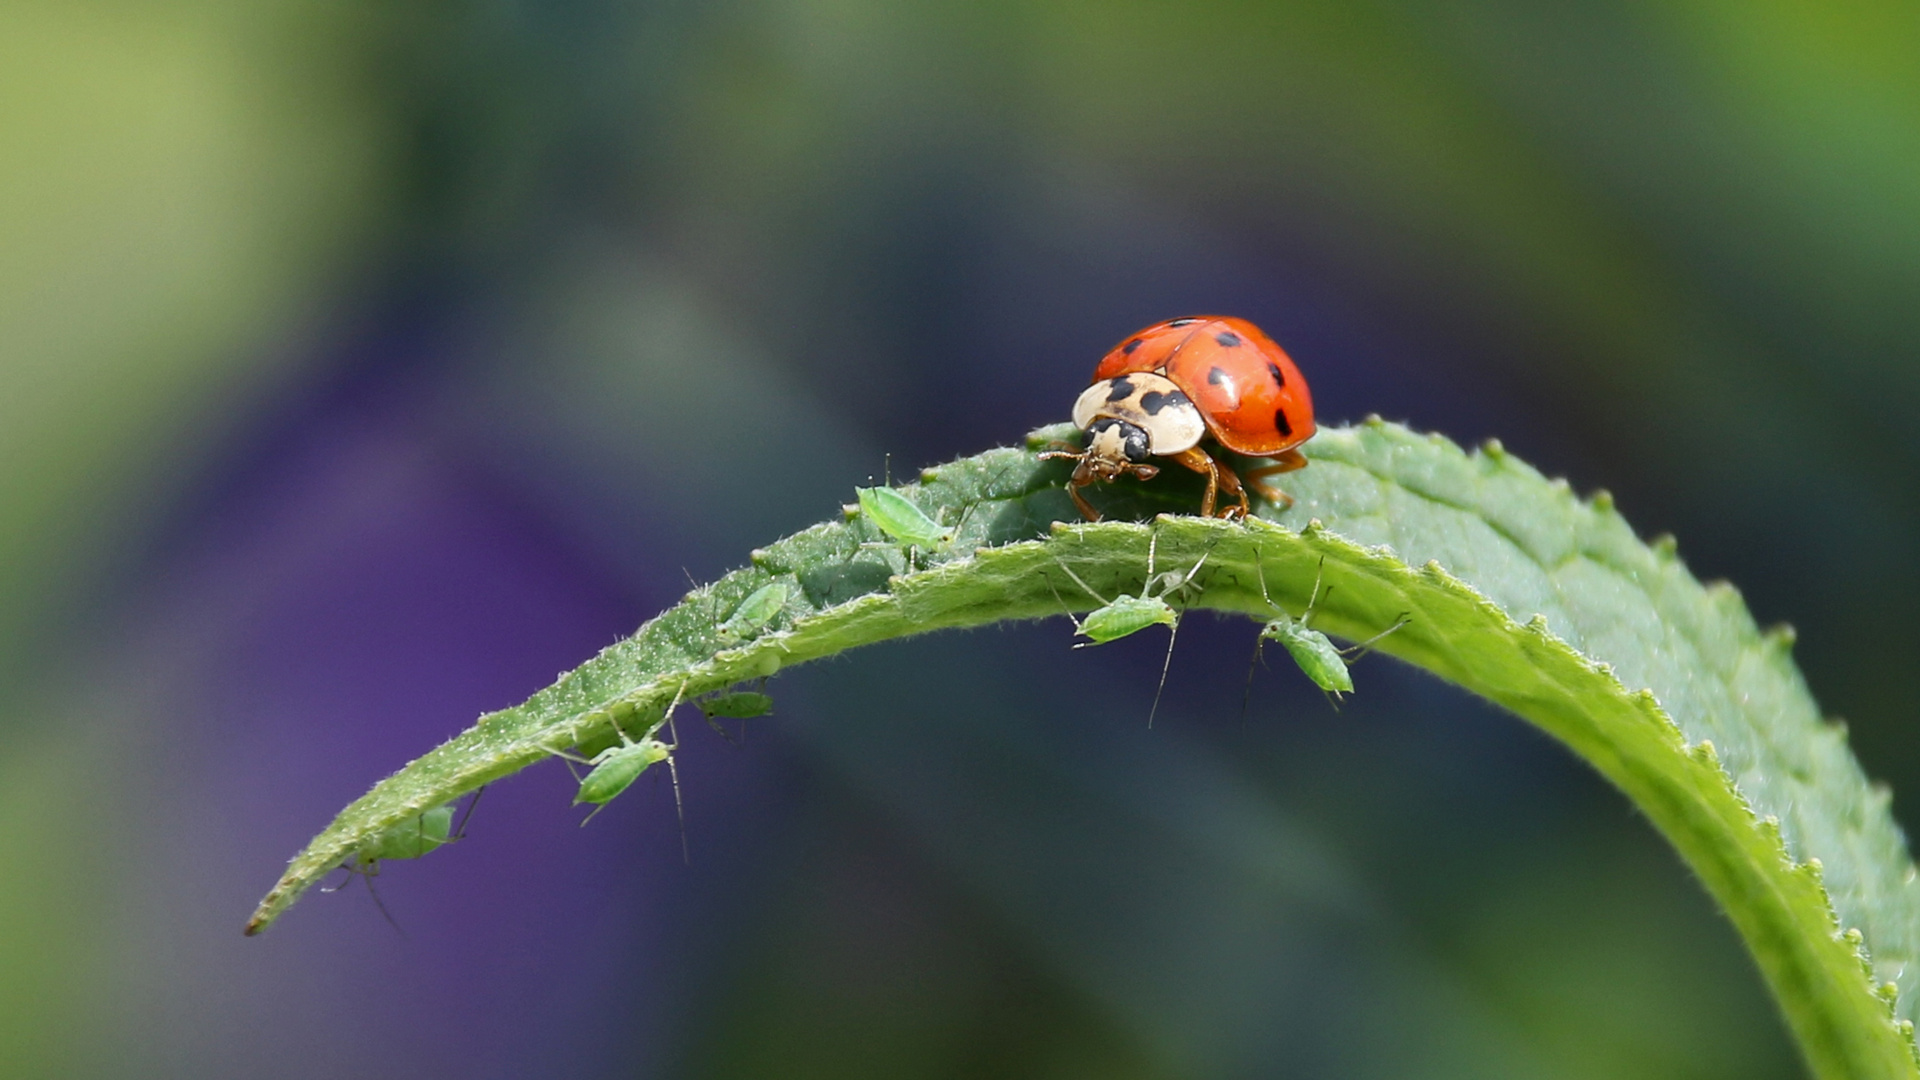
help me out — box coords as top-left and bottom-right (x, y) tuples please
(1044, 316), (1316, 521)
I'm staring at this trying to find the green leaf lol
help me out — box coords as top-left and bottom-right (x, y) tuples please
(245, 420), (1920, 1079)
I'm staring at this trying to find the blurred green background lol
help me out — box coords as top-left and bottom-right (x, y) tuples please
(6, 1), (1919, 1077)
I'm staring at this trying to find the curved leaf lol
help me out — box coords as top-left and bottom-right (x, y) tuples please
(246, 420), (1920, 1079)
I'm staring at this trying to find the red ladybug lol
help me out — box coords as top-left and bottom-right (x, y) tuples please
(1044, 316), (1315, 521)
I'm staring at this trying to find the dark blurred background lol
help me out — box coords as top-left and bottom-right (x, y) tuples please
(6, 2), (1917, 1077)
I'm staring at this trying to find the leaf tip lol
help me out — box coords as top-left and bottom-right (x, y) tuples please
(1478, 437), (1505, 458)
(1590, 488), (1615, 512)
(1650, 533), (1678, 559)
(1362, 412), (1384, 426)
(1764, 622), (1798, 650)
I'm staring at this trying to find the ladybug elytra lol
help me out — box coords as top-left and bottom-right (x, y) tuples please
(1045, 316), (1316, 521)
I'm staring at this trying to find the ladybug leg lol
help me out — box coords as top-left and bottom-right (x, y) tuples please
(1243, 449), (1308, 510)
(1167, 447), (1249, 520)
(1066, 480), (1101, 523)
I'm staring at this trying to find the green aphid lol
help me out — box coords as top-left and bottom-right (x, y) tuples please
(1049, 530), (1210, 726)
(856, 485), (953, 549)
(717, 581), (790, 645)
(563, 684), (687, 844)
(1051, 531), (1206, 647)
(1262, 612), (1354, 695)
(700, 691), (773, 720)
(327, 803), (462, 930)
(1076, 592), (1177, 643)
(575, 737), (674, 808)
(1248, 558), (1409, 702)
(355, 805), (455, 866)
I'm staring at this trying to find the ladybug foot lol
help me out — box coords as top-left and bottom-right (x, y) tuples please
(1244, 479), (1295, 510)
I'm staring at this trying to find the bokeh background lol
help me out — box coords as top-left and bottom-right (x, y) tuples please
(5, 2), (1918, 1077)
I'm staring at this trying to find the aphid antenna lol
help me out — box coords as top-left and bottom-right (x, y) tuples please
(1253, 556), (1276, 609)
(1301, 557), (1329, 624)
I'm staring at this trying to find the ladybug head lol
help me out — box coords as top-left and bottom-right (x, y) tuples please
(1081, 417), (1151, 480)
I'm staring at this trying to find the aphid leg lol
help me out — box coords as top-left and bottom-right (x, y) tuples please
(1240, 632), (1269, 723)
(1153, 541), (1214, 602)
(1147, 609), (1182, 729)
(450, 785), (487, 842)
(1050, 558), (1114, 609)
(358, 872), (405, 936)
(1243, 449), (1307, 510)
(663, 713), (689, 865)
(318, 865), (357, 894)
(1242, 559), (1279, 720)
(702, 709), (738, 745)
(1043, 573), (1098, 645)
(1339, 612), (1413, 663)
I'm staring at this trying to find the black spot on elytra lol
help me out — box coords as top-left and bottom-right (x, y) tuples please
(1207, 365), (1230, 386)
(1168, 318), (1197, 327)
(1105, 376), (1134, 403)
(1267, 362), (1287, 389)
(1214, 331), (1242, 348)
(1141, 389), (1190, 415)
(1122, 338), (1143, 354)
(1273, 409), (1293, 438)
